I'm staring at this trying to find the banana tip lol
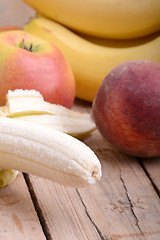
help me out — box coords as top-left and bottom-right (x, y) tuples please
(87, 168), (102, 185)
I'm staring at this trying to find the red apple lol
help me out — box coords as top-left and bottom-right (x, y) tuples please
(0, 26), (22, 32)
(0, 30), (75, 108)
(92, 61), (160, 158)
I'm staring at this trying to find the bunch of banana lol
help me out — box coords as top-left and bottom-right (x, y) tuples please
(24, 15), (160, 102)
(23, 0), (160, 39)
(0, 89), (100, 188)
(23, 1), (160, 102)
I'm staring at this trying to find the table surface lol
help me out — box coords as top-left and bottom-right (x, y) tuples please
(0, 99), (160, 240)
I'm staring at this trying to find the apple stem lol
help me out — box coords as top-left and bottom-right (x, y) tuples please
(20, 39), (33, 52)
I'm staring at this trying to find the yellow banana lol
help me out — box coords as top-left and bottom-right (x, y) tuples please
(24, 15), (160, 102)
(23, 0), (160, 39)
(0, 169), (18, 188)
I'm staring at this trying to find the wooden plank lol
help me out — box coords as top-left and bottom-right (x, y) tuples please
(140, 158), (160, 197)
(0, 173), (46, 240)
(26, 100), (160, 240)
(80, 130), (160, 240)
(25, 174), (102, 240)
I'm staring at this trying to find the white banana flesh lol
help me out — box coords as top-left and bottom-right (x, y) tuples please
(0, 117), (101, 188)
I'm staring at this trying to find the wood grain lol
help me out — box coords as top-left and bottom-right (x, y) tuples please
(25, 175), (102, 240)
(80, 130), (160, 240)
(0, 173), (46, 240)
(25, 100), (160, 240)
(140, 158), (160, 197)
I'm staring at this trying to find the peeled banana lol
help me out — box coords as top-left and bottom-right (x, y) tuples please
(0, 89), (99, 188)
(23, 0), (160, 39)
(0, 117), (101, 188)
(24, 15), (160, 102)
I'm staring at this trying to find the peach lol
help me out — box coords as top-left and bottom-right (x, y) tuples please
(0, 30), (75, 108)
(92, 61), (160, 158)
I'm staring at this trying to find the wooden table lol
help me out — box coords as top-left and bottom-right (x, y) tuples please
(0, 99), (160, 240)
